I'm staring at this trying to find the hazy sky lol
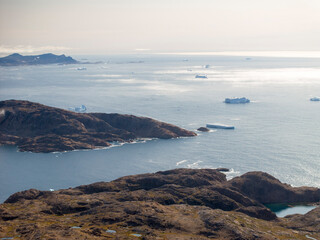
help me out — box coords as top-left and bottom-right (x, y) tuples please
(1, 0), (320, 55)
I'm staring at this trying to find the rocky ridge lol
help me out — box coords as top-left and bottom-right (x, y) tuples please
(0, 100), (196, 153)
(0, 169), (319, 239)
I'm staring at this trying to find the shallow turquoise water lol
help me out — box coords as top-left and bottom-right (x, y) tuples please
(266, 203), (317, 217)
(1, 54), (320, 202)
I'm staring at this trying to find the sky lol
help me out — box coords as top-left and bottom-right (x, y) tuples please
(0, 0), (320, 55)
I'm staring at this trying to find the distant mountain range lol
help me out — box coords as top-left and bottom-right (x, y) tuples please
(0, 53), (78, 66)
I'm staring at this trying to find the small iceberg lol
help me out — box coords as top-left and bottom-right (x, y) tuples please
(310, 97), (320, 101)
(195, 74), (207, 79)
(204, 64), (210, 68)
(75, 105), (87, 113)
(206, 123), (235, 129)
(224, 97), (250, 104)
(68, 105), (87, 113)
(77, 67), (87, 70)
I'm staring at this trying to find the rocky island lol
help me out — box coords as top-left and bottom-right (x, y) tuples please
(0, 53), (78, 66)
(0, 169), (319, 239)
(0, 100), (196, 153)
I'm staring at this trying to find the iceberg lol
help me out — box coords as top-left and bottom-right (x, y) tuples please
(206, 123), (235, 129)
(224, 97), (250, 104)
(195, 74), (207, 79)
(68, 105), (87, 113)
(75, 105), (87, 113)
(310, 97), (320, 101)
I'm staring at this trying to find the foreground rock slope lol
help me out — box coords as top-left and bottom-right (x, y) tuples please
(0, 169), (319, 239)
(0, 100), (196, 152)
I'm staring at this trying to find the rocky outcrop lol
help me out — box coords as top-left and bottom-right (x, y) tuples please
(0, 53), (78, 66)
(0, 100), (196, 152)
(4, 189), (45, 204)
(228, 171), (320, 204)
(197, 127), (210, 132)
(1, 169), (319, 239)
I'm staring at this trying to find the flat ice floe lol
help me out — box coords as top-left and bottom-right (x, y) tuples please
(206, 123), (235, 129)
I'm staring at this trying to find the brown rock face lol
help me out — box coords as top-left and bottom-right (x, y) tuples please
(1, 169), (319, 239)
(0, 100), (196, 152)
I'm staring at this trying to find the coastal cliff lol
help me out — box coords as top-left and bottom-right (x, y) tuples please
(0, 100), (196, 153)
(0, 169), (319, 239)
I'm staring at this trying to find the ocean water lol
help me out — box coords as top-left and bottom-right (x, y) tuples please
(1, 53), (320, 203)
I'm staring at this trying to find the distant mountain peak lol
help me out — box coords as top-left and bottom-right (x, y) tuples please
(0, 53), (78, 66)
(41, 53), (54, 56)
(9, 53), (22, 57)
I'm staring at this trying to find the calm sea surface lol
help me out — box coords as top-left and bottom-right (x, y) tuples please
(1, 53), (320, 202)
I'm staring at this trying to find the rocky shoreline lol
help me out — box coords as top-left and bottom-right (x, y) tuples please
(0, 169), (319, 239)
(0, 100), (196, 153)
